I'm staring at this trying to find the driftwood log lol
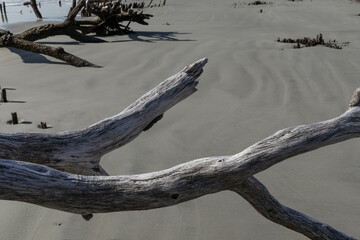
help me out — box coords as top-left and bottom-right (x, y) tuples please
(0, 59), (358, 239)
(0, 0), (153, 67)
(16, 0), (152, 41)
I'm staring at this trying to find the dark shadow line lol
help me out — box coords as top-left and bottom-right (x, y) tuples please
(6, 101), (27, 103)
(6, 120), (32, 125)
(9, 47), (68, 65)
(110, 31), (195, 43)
(37, 41), (83, 45)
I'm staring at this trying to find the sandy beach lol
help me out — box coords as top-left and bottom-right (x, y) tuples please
(0, 0), (359, 239)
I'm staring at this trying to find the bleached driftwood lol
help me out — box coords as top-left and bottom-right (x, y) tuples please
(0, 59), (358, 239)
(0, 58), (208, 175)
(235, 177), (354, 240)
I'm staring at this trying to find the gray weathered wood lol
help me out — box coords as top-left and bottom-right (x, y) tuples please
(0, 59), (358, 239)
(0, 58), (208, 175)
(235, 177), (355, 240)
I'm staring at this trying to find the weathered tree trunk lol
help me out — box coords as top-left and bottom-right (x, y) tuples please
(0, 59), (358, 239)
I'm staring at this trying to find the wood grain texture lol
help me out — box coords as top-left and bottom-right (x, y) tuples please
(0, 59), (358, 239)
(2, 98), (360, 213)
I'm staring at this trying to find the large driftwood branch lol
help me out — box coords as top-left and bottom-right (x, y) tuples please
(0, 58), (208, 174)
(235, 177), (354, 240)
(0, 159), (355, 239)
(0, 59), (358, 238)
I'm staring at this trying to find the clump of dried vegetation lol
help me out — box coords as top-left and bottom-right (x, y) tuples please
(232, 1), (272, 8)
(277, 33), (348, 49)
(248, 1), (270, 5)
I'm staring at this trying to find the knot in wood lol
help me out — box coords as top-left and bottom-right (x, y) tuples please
(349, 88), (360, 108)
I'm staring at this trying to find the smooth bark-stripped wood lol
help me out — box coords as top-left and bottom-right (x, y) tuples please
(0, 30), (99, 67)
(0, 60), (358, 238)
(3, 97), (360, 211)
(234, 177), (355, 240)
(1, 158), (355, 240)
(0, 58), (208, 174)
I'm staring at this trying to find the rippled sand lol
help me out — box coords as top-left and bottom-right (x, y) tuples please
(0, 0), (359, 239)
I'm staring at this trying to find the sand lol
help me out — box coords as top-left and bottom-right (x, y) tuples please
(0, 0), (359, 239)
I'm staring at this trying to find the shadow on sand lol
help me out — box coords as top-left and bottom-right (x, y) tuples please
(6, 31), (194, 65)
(8, 47), (68, 65)
(111, 31), (195, 43)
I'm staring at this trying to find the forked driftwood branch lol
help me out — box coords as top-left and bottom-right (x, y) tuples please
(0, 59), (358, 239)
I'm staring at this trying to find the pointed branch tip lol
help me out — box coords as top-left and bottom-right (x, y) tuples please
(349, 88), (360, 108)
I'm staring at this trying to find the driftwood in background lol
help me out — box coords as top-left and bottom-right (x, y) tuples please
(0, 29), (99, 67)
(0, 59), (358, 240)
(24, 0), (43, 19)
(0, 0), (153, 67)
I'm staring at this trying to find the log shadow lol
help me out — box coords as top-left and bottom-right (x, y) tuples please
(8, 47), (68, 65)
(4, 101), (26, 103)
(36, 41), (83, 45)
(112, 31), (195, 43)
(6, 120), (32, 125)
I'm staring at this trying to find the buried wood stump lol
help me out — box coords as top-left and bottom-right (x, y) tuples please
(0, 59), (358, 240)
(1, 88), (7, 102)
(11, 112), (18, 125)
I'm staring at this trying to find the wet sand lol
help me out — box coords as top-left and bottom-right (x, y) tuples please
(0, 0), (359, 239)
